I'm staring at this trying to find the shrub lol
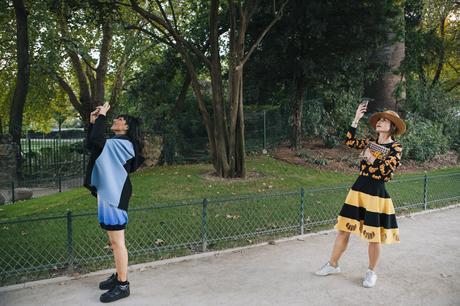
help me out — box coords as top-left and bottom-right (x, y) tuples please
(399, 116), (448, 162)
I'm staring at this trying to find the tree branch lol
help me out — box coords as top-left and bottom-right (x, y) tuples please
(447, 61), (460, 75)
(155, 0), (175, 30)
(85, 64), (96, 98)
(81, 55), (97, 72)
(57, 7), (91, 103)
(130, 0), (211, 67)
(168, 0), (178, 28)
(125, 24), (176, 47)
(55, 74), (84, 115)
(238, 0), (289, 69)
(446, 81), (460, 92)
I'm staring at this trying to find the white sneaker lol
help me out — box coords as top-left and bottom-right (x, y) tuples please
(362, 269), (377, 288)
(315, 262), (341, 276)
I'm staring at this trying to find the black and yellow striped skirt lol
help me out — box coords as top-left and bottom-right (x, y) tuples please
(335, 176), (400, 244)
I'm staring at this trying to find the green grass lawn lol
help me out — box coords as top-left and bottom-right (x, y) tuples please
(1, 155), (459, 221)
(0, 156), (459, 286)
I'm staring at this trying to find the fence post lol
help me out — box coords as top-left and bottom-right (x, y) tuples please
(263, 110), (267, 150)
(300, 187), (305, 235)
(27, 131), (32, 175)
(423, 173), (428, 210)
(66, 211), (74, 272)
(11, 181), (15, 203)
(82, 151), (86, 176)
(201, 198), (208, 252)
(58, 173), (62, 193)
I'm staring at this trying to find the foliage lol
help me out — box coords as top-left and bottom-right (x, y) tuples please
(120, 51), (206, 164)
(400, 115), (449, 161)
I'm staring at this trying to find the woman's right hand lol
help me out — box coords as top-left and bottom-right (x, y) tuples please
(98, 102), (111, 116)
(90, 107), (102, 124)
(353, 101), (368, 124)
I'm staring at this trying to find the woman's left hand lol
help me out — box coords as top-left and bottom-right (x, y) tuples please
(362, 148), (376, 164)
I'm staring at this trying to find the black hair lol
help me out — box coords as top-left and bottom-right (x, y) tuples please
(116, 114), (145, 168)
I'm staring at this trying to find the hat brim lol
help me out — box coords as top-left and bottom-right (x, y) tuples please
(369, 112), (406, 136)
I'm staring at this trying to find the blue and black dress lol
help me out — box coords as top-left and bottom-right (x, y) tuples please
(84, 115), (144, 230)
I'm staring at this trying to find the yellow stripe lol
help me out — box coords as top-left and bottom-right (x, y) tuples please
(335, 216), (400, 244)
(345, 189), (395, 214)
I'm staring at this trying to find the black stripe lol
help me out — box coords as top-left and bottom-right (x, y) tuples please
(100, 223), (126, 231)
(351, 176), (390, 198)
(118, 176), (132, 211)
(339, 204), (398, 229)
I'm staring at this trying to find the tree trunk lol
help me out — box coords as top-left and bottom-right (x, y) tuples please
(432, 15), (446, 87)
(364, 2), (405, 112)
(235, 69), (246, 177)
(364, 33), (405, 112)
(171, 72), (191, 116)
(290, 76), (304, 148)
(9, 0), (30, 177)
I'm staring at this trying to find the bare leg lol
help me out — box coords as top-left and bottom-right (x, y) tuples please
(368, 242), (380, 270)
(107, 230), (128, 282)
(329, 231), (351, 267)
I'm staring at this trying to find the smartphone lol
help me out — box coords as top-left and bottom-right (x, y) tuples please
(360, 97), (374, 111)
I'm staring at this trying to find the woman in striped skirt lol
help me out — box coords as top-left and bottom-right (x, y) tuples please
(315, 101), (406, 288)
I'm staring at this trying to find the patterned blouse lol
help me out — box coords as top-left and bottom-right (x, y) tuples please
(345, 126), (403, 182)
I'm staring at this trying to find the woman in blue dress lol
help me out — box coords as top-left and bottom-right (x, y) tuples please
(84, 102), (144, 303)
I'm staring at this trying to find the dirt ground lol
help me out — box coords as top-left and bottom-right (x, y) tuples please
(1, 205), (459, 306)
(274, 140), (459, 174)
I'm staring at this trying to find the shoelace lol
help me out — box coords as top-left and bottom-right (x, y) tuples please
(322, 263), (331, 270)
(365, 271), (374, 281)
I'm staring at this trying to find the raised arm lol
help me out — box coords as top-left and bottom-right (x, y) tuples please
(87, 103), (111, 149)
(345, 101), (370, 149)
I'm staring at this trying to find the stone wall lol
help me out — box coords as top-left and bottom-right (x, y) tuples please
(142, 134), (163, 168)
(0, 134), (18, 186)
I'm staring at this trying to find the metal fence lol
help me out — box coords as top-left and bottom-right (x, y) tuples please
(0, 110), (287, 204)
(1, 172), (459, 286)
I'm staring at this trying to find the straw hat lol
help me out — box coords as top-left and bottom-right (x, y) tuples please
(369, 110), (406, 136)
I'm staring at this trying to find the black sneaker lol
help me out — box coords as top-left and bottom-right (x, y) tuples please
(100, 282), (130, 303)
(99, 273), (117, 290)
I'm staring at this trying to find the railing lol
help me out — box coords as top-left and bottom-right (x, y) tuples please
(1, 172), (459, 286)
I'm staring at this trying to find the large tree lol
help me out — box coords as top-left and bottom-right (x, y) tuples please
(126, 0), (288, 178)
(245, 0), (392, 147)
